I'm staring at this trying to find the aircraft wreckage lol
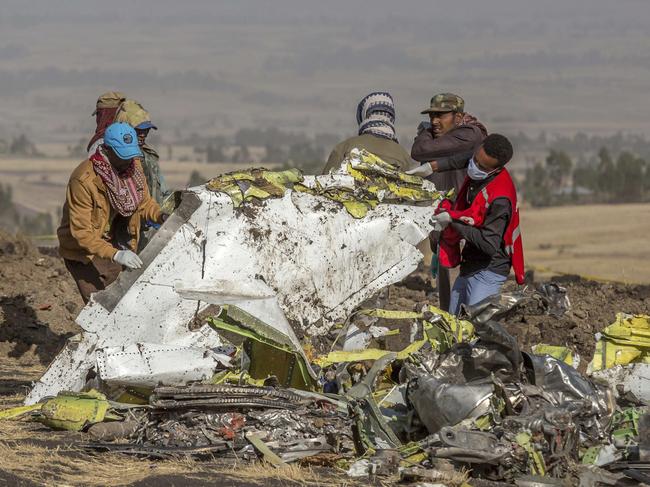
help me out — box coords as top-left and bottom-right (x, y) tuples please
(27, 149), (445, 404)
(8, 149), (648, 485)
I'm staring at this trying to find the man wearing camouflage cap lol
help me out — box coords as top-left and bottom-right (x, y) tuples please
(87, 91), (127, 156)
(115, 100), (171, 250)
(407, 93), (488, 311)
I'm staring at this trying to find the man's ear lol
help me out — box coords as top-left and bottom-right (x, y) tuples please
(454, 112), (464, 125)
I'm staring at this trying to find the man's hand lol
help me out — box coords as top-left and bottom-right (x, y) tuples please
(406, 162), (438, 177)
(113, 250), (143, 269)
(429, 211), (452, 231)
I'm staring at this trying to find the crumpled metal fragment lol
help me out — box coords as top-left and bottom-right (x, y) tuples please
(406, 372), (495, 435)
(433, 427), (514, 465)
(462, 291), (528, 324)
(418, 319), (522, 385)
(537, 283), (571, 317)
(523, 353), (614, 440)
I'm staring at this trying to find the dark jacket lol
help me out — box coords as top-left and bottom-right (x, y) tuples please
(322, 134), (413, 174)
(411, 123), (486, 192)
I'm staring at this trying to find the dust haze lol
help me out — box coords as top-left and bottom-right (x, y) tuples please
(1, 0), (649, 144)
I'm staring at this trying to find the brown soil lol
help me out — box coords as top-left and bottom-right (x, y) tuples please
(0, 231), (83, 369)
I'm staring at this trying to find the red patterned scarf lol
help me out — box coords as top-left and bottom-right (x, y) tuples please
(86, 107), (120, 152)
(90, 148), (145, 217)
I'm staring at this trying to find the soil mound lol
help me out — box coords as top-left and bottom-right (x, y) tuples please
(0, 232), (82, 365)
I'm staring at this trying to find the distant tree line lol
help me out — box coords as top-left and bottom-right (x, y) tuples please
(0, 134), (42, 157)
(187, 127), (339, 174)
(522, 147), (650, 207)
(511, 131), (650, 161)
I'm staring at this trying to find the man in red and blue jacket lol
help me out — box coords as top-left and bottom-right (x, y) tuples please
(430, 134), (525, 316)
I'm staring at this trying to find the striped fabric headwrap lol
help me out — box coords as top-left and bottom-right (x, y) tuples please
(356, 92), (397, 141)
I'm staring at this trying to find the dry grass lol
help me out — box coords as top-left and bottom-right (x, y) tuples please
(0, 439), (210, 486)
(0, 415), (350, 486)
(521, 203), (650, 284)
(0, 434), (349, 487)
(223, 462), (348, 486)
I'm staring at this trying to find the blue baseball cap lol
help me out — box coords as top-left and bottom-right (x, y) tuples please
(135, 120), (157, 130)
(103, 122), (142, 160)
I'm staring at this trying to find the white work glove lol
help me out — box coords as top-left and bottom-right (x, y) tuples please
(113, 250), (143, 270)
(429, 211), (452, 231)
(406, 163), (434, 178)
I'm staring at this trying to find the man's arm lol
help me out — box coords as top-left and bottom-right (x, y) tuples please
(411, 126), (481, 162)
(67, 179), (118, 260)
(434, 150), (474, 172)
(451, 198), (511, 256)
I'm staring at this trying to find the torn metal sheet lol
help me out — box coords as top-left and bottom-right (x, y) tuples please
(537, 283), (571, 317)
(523, 353), (614, 439)
(532, 344), (580, 369)
(591, 364), (650, 405)
(28, 166), (440, 404)
(588, 313), (650, 372)
(96, 342), (232, 388)
(462, 291), (527, 324)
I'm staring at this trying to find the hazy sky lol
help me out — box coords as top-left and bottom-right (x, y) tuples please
(0, 0), (648, 142)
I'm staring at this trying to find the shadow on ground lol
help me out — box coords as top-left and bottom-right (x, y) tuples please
(0, 295), (74, 364)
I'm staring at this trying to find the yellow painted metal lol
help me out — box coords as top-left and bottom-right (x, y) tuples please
(39, 390), (111, 431)
(532, 344), (579, 368)
(0, 403), (42, 420)
(588, 313), (650, 372)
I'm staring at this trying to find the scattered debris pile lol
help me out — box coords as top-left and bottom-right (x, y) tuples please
(499, 276), (650, 365)
(1, 151), (649, 485)
(3, 300), (648, 485)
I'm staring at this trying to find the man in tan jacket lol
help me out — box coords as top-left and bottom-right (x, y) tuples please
(58, 122), (163, 303)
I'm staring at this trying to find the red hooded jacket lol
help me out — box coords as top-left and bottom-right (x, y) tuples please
(437, 168), (525, 285)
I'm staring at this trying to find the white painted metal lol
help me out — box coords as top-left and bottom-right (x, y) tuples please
(591, 363), (650, 405)
(26, 182), (438, 404)
(96, 342), (232, 388)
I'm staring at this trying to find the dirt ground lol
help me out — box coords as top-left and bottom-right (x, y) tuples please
(391, 269), (650, 368)
(0, 231), (649, 485)
(0, 231), (83, 373)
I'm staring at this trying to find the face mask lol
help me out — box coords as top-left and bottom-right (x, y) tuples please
(467, 157), (495, 181)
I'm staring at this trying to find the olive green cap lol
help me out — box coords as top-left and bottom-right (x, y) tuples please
(114, 99), (157, 130)
(420, 92), (465, 114)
